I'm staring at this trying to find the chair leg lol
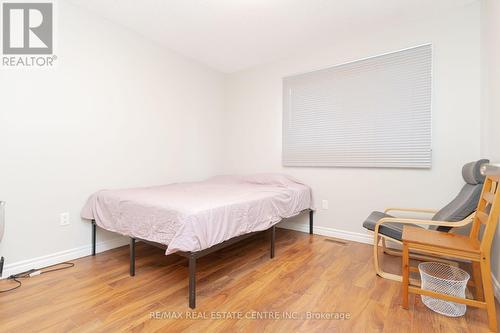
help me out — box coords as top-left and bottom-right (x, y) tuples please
(472, 261), (485, 302)
(374, 234), (404, 282)
(402, 243), (410, 310)
(373, 235), (382, 276)
(480, 256), (497, 332)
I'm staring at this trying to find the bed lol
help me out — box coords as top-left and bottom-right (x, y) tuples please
(81, 173), (313, 308)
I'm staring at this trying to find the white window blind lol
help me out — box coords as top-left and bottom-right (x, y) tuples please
(282, 44), (432, 168)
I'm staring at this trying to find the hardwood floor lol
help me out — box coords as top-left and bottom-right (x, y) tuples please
(0, 229), (497, 332)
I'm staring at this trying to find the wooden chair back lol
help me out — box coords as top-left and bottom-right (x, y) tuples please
(470, 175), (500, 254)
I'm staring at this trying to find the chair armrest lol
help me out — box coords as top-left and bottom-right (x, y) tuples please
(374, 215), (474, 234)
(384, 207), (438, 214)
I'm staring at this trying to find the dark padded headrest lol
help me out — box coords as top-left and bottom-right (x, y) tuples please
(462, 159), (489, 185)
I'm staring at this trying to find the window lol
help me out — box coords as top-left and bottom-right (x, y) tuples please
(282, 44), (432, 168)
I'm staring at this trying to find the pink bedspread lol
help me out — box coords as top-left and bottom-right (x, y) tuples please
(81, 174), (312, 254)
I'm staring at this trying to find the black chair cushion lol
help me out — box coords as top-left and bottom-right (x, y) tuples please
(362, 211), (423, 241)
(432, 183), (483, 232)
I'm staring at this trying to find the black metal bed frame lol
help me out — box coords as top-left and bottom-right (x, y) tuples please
(91, 209), (313, 308)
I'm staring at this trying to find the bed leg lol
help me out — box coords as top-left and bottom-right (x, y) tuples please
(92, 220), (96, 256)
(270, 226), (276, 258)
(309, 209), (314, 235)
(130, 238), (135, 277)
(189, 253), (196, 309)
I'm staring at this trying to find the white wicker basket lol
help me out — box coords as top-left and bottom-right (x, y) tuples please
(418, 262), (470, 317)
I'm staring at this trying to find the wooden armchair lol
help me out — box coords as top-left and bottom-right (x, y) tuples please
(363, 159), (489, 282)
(402, 167), (500, 332)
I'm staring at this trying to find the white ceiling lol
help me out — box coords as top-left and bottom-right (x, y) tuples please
(68, 0), (478, 73)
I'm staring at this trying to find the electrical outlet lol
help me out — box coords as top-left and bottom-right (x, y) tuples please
(321, 200), (329, 210)
(60, 212), (70, 226)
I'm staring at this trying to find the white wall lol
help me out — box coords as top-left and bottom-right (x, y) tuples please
(0, 2), (225, 268)
(481, 0), (500, 282)
(223, 4), (482, 237)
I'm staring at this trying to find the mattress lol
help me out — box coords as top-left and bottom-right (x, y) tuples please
(81, 173), (313, 254)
